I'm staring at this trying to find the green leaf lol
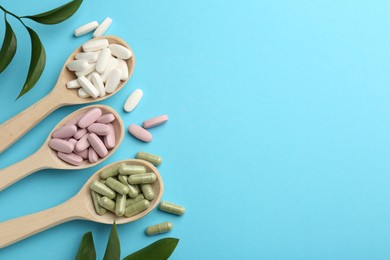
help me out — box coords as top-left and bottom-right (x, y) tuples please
(17, 27), (45, 99)
(103, 222), (120, 260)
(22, 0), (83, 24)
(76, 232), (96, 260)
(122, 238), (179, 260)
(0, 16), (17, 73)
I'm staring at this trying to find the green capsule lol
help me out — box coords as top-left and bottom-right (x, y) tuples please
(99, 197), (115, 212)
(141, 184), (154, 200)
(145, 222), (173, 236)
(115, 194), (126, 217)
(128, 172), (157, 184)
(125, 194), (145, 207)
(119, 164), (146, 175)
(159, 201), (185, 216)
(90, 180), (116, 199)
(118, 175), (139, 198)
(136, 151), (162, 166)
(99, 180), (106, 185)
(106, 177), (130, 195)
(100, 164), (122, 179)
(125, 199), (150, 217)
(91, 191), (107, 215)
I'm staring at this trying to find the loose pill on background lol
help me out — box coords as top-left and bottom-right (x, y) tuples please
(75, 52), (99, 63)
(124, 199), (150, 217)
(88, 123), (110, 135)
(78, 88), (90, 98)
(100, 164), (121, 179)
(82, 39), (109, 52)
(52, 125), (77, 139)
(88, 147), (99, 163)
(119, 164), (146, 175)
(117, 59), (129, 81)
(93, 17), (112, 37)
(99, 197), (115, 212)
(66, 79), (81, 89)
(73, 128), (88, 140)
(90, 180), (116, 199)
(105, 68), (121, 93)
(104, 124), (116, 149)
(78, 108), (102, 128)
(141, 184), (154, 200)
(109, 44), (132, 60)
(143, 114), (169, 129)
(145, 222), (173, 236)
(136, 151), (162, 166)
(115, 194), (126, 216)
(49, 139), (74, 153)
(96, 48), (111, 73)
(67, 59), (89, 71)
(126, 194), (144, 207)
(88, 133), (108, 157)
(128, 124), (152, 142)
(91, 190), (107, 215)
(124, 89), (143, 112)
(159, 201), (186, 215)
(128, 172), (157, 184)
(90, 72), (106, 97)
(75, 133), (90, 152)
(57, 152), (83, 166)
(74, 21), (99, 37)
(97, 113), (115, 123)
(106, 177), (130, 195)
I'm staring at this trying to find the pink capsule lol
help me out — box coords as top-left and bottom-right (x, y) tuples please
(49, 139), (74, 153)
(75, 133), (90, 152)
(73, 128), (88, 140)
(142, 114), (169, 129)
(128, 124), (152, 142)
(87, 123), (110, 135)
(96, 113), (115, 123)
(88, 133), (108, 157)
(104, 124), (115, 149)
(57, 152), (83, 166)
(78, 108), (102, 128)
(65, 113), (86, 126)
(52, 125), (77, 139)
(88, 147), (99, 163)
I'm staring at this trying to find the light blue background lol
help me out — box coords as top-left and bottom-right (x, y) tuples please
(1, 0), (390, 259)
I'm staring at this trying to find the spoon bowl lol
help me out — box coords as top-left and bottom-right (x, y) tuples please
(0, 35), (135, 153)
(0, 104), (124, 191)
(0, 159), (164, 248)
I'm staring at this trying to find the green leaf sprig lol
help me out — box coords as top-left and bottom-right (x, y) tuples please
(0, 0), (83, 99)
(76, 222), (179, 260)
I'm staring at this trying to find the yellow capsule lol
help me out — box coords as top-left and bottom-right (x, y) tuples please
(106, 177), (130, 195)
(118, 175), (139, 198)
(99, 197), (115, 212)
(91, 190), (107, 215)
(136, 151), (162, 166)
(141, 184), (154, 200)
(159, 201), (185, 216)
(119, 164), (146, 175)
(100, 163), (123, 179)
(125, 194), (145, 207)
(125, 199), (150, 217)
(146, 222), (173, 236)
(115, 194), (126, 217)
(128, 172), (156, 184)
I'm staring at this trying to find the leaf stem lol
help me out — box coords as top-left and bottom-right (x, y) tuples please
(0, 5), (27, 27)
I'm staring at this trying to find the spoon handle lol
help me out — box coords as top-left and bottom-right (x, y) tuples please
(0, 148), (51, 191)
(0, 196), (82, 248)
(0, 91), (64, 153)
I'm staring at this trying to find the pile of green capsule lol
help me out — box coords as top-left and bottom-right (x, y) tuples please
(90, 158), (159, 218)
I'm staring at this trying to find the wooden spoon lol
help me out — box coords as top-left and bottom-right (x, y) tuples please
(0, 104), (124, 191)
(0, 159), (164, 248)
(0, 35), (135, 153)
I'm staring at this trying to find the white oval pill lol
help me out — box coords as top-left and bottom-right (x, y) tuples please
(109, 44), (132, 60)
(78, 108), (103, 128)
(77, 76), (99, 98)
(96, 48), (111, 73)
(90, 72), (106, 97)
(124, 89), (143, 112)
(74, 21), (99, 37)
(52, 124), (77, 139)
(105, 68), (121, 93)
(117, 59), (129, 81)
(75, 52), (99, 63)
(101, 57), (119, 83)
(67, 59), (89, 71)
(82, 39), (109, 52)
(75, 63), (96, 77)
(66, 79), (81, 89)
(93, 17), (112, 37)
(78, 88), (90, 98)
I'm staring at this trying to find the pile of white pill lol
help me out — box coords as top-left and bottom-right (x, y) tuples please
(66, 38), (132, 99)
(74, 17), (112, 38)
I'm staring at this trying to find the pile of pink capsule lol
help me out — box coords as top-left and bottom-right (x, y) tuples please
(48, 108), (117, 166)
